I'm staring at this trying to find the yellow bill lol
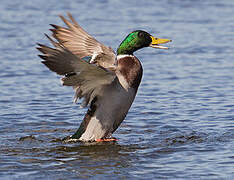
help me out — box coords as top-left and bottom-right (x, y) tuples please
(150, 36), (172, 49)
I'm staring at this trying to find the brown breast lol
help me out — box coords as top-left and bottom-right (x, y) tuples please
(117, 55), (143, 90)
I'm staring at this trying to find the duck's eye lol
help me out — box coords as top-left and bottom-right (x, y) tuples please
(138, 32), (145, 38)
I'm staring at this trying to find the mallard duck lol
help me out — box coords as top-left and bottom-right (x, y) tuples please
(37, 13), (171, 142)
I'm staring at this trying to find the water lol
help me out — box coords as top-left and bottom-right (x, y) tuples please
(1, 0), (234, 179)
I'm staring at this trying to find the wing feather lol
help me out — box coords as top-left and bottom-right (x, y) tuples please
(37, 39), (115, 106)
(50, 13), (116, 68)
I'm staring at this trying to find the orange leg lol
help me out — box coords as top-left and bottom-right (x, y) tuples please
(96, 138), (118, 142)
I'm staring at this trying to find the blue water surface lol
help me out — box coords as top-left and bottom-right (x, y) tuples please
(0, 0), (234, 179)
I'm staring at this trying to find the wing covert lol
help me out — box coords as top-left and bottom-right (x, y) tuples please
(37, 40), (115, 107)
(50, 12), (116, 69)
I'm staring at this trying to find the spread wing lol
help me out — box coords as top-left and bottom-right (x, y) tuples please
(50, 12), (116, 69)
(37, 39), (116, 107)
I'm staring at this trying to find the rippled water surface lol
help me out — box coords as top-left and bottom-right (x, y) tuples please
(1, 0), (234, 179)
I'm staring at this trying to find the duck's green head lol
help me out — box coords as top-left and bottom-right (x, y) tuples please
(117, 30), (171, 55)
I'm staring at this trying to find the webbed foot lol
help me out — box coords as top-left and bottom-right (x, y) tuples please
(95, 137), (118, 142)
